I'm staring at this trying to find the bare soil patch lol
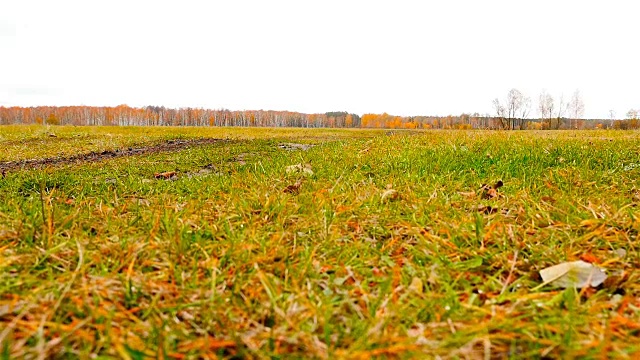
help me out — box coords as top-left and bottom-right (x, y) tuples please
(277, 143), (315, 151)
(0, 138), (228, 173)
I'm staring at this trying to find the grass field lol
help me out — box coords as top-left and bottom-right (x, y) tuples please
(1, 125), (640, 359)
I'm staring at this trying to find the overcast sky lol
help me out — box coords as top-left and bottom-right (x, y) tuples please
(1, 0), (638, 118)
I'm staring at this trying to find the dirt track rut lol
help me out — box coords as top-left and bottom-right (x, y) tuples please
(0, 138), (228, 173)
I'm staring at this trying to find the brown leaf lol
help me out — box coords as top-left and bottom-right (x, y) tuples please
(347, 220), (361, 232)
(475, 205), (510, 215)
(372, 267), (384, 277)
(541, 196), (556, 203)
(284, 179), (303, 194)
(579, 253), (600, 264)
(480, 180), (504, 199)
(458, 191), (477, 198)
(319, 265), (333, 274)
(483, 188), (498, 199)
(154, 171), (177, 180)
(476, 205), (498, 214)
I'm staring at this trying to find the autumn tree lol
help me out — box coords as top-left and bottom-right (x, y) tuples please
(625, 109), (639, 129)
(46, 113), (59, 125)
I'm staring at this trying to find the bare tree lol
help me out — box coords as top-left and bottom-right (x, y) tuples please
(554, 94), (569, 129)
(568, 89), (585, 129)
(519, 96), (532, 129)
(609, 109), (616, 128)
(493, 88), (529, 130)
(538, 90), (554, 128)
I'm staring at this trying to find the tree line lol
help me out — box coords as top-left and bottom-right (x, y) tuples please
(0, 106), (361, 128)
(492, 88), (640, 130)
(0, 102), (637, 130)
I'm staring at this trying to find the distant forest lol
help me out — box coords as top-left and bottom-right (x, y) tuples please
(1, 105), (638, 130)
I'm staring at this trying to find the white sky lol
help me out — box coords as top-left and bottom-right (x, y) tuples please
(0, 0), (638, 119)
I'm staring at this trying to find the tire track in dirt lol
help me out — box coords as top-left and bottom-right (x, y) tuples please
(0, 138), (230, 174)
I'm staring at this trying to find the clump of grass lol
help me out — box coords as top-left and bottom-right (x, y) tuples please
(0, 128), (639, 358)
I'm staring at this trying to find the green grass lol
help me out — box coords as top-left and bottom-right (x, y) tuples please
(1, 126), (640, 358)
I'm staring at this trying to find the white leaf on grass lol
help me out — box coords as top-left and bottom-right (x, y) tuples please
(285, 164), (313, 176)
(539, 260), (607, 289)
(381, 189), (399, 202)
(612, 248), (627, 259)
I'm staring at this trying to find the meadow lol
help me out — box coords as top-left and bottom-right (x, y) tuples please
(1, 125), (639, 359)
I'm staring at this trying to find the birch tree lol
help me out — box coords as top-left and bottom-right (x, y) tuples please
(538, 90), (554, 129)
(568, 89), (585, 129)
(493, 88), (529, 130)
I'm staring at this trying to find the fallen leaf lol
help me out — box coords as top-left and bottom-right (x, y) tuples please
(283, 180), (303, 195)
(381, 189), (399, 202)
(484, 188), (498, 199)
(285, 164), (313, 176)
(458, 191), (476, 198)
(408, 277), (423, 294)
(427, 264), (439, 285)
(611, 248), (627, 258)
(480, 180), (504, 199)
(476, 205), (498, 214)
(0, 230), (18, 241)
(372, 267), (384, 277)
(347, 220), (361, 232)
(579, 253), (600, 264)
(154, 171), (177, 180)
(539, 260), (607, 289)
